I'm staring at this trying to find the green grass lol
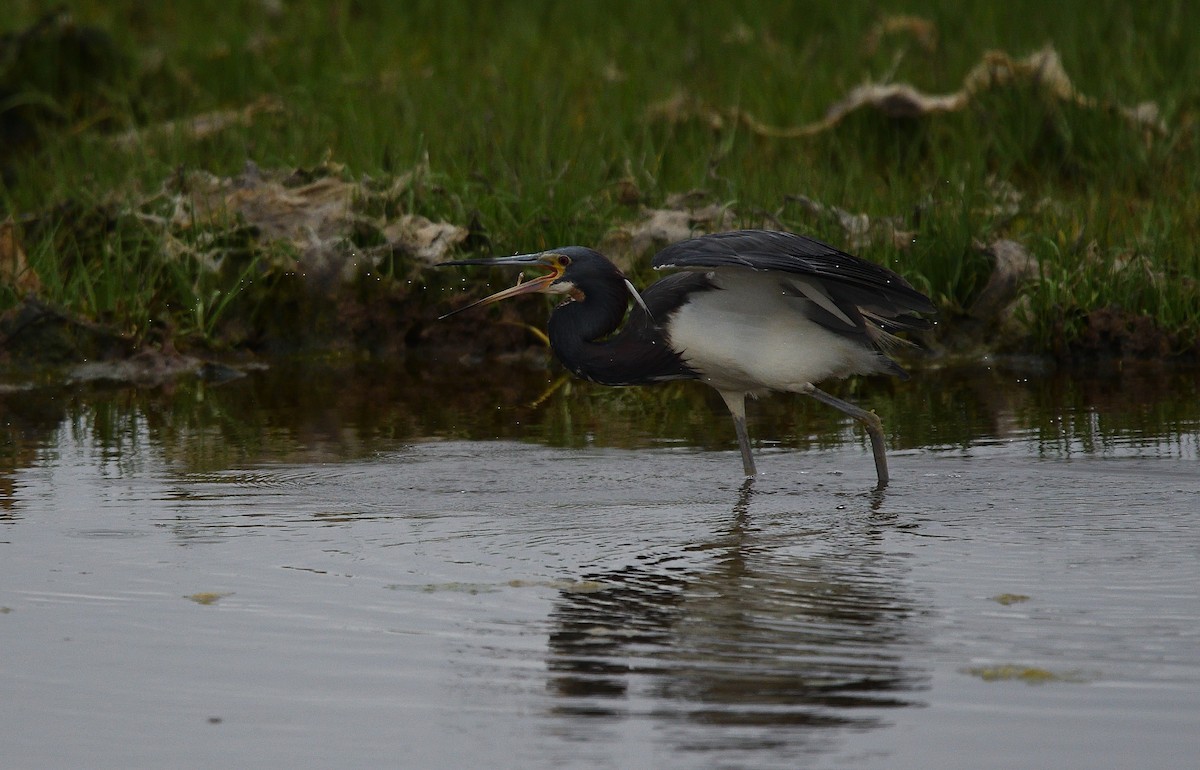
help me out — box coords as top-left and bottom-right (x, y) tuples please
(2, 0), (1198, 357)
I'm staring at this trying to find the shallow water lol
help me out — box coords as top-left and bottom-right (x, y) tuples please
(2, 359), (1198, 769)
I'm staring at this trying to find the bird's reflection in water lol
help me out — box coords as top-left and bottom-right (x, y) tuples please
(545, 479), (927, 756)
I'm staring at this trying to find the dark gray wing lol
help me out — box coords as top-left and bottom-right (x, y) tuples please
(652, 229), (936, 318)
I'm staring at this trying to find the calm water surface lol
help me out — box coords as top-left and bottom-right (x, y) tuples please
(1, 360), (1198, 769)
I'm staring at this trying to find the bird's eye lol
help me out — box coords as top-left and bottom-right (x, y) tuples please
(554, 255), (571, 268)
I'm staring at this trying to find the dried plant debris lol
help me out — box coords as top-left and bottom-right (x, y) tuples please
(2, 161), (469, 375)
(969, 239), (1041, 325)
(110, 95), (284, 150)
(602, 189), (959, 261)
(603, 190), (916, 257)
(863, 14), (939, 55)
(784, 195), (913, 251)
(597, 192), (736, 266)
(151, 161), (467, 290)
(0, 220), (41, 294)
(650, 46), (1165, 139)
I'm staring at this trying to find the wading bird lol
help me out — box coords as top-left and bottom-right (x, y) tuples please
(439, 229), (934, 487)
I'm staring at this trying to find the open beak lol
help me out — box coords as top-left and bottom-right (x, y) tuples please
(437, 253), (564, 319)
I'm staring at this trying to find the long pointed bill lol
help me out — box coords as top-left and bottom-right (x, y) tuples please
(437, 253), (564, 320)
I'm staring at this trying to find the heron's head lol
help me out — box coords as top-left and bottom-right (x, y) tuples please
(438, 247), (648, 318)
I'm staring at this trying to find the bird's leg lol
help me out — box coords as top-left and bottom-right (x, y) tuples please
(718, 390), (757, 477)
(802, 385), (889, 488)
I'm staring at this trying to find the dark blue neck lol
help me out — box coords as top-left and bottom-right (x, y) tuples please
(546, 275), (694, 386)
(547, 273), (630, 384)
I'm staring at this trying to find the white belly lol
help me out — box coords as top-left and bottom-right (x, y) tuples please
(666, 271), (887, 395)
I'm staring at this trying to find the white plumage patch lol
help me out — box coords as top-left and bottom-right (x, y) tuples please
(665, 271), (889, 395)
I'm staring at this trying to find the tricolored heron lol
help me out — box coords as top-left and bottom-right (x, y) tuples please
(439, 229), (934, 487)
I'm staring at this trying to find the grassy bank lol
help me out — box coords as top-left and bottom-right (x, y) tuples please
(2, 1), (1198, 362)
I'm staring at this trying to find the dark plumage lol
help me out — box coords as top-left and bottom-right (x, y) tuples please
(439, 230), (935, 487)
